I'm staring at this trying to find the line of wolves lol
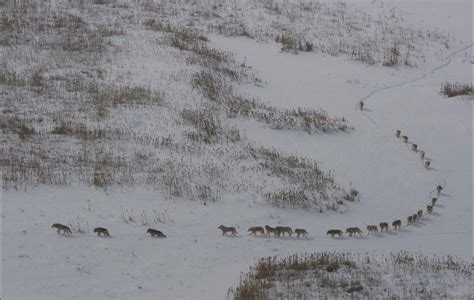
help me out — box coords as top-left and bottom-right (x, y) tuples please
(395, 129), (432, 169)
(218, 184), (443, 239)
(53, 179), (444, 240)
(51, 224), (167, 238)
(327, 185), (443, 238)
(54, 184), (441, 240)
(395, 129), (442, 220)
(218, 225), (308, 238)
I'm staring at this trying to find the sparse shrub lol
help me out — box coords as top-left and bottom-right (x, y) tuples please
(89, 84), (163, 107)
(139, 210), (148, 226)
(69, 216), (89, 234)
(181, 109), (222, 143)
(92, 171), (108, 188)
(0, 117), (36, 141)
(276, 34), (313, 53)
(29, 68), (44, 87)
(152, 209), (173, 224)
(96, 24), (124, 37)
(249, 145), (345, 209)
(230, 253), (357, 299)
(277, 33), (298, 53)
(225, 128), (241, 143)
(0, 0), (350, 208)
(264, 189), (310, 208)
(440, 82), (473, 98)
(253, 106), (351, 133)
(93, 0), (113, 4)
(225, 94), (263, 117)
(343, 189), (359, 202)
(214, 20), (253, 38)
(0, 70), (25, 86)
(229, 252), (473, 299)
(59, 32), (106, 53)
(346, 284), (363, 293)
(54, 14), (85, 31)
(158, 159), (223, 202)
(90, 150), (126, 188)
(17, 122), (35, 141)
(196, 184), (219, 202)
(191, 70), (227, 102)
(51, 121), (108, 141)
(143, 19), (173, 32)
(383, 43), (400, 67)
(159, 135), (174, 148)
(192, 75), (351, 134)
(120, 206), (136, 224)
(325, 261), (340, 272)
(168, 28), (209, 52)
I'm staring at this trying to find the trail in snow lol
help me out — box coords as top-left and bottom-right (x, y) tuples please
(357, 42), (473, 163)
(359, 43), (474, 105)
(211, 32), (471, 258)
(359, 42), (473, 128)
(356, 44), (471, 238)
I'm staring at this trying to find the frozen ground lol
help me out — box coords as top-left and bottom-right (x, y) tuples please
(1, 0), (473, 299)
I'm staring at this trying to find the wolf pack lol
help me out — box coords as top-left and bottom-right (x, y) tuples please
(51, 185), (443, 240)
(395, 129), (431, 169)
(218, 225), (308, 239)
(51, 223), (167, 238)
(51, 130), (446, 241)
(216, 182), (442, 240)
(325, 129), (445, 238)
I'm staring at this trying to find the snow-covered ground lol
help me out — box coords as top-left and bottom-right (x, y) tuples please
(2, 0), (473, 299)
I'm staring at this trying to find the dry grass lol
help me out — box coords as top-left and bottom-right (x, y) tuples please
(0, 2), (160, 190)
(440, 82), (473, 98)
(276, 33), (314, 53)
(228, 252), (473, 299)
(93, 0), (114, 5)
(382, 44), (401, 67)
(200, 0), (451, 68)
(191, 70), (351, 134)
(1, 0), (350, 211)
(0, 70), (26, 86)
(343, 189), (360, 202)
(251, 106), (351, 134)
(51, 121), (108, 141)
(89, 84), (163, 107)
(181, 109), (222, 144)
(229, 252), (358, 299)
(0, 116), (36, 141)
(191, 70), (228, 102)
(249, 146), (346, 209)
(143, 19), (173, 33)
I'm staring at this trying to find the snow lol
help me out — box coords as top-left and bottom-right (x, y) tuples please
(2, 0), (473, 299)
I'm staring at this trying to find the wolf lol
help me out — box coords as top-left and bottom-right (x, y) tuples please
(295, 228), (309, 238)
(379, 222), (389, 232)
(218, 225), (237, 236)
(367, 225), (378, 235)
(248, 226), (265, 236)
(275, 226), (293, 237)
(265, 225), (278, 237)
(52, 223), (72, 235)
(327, 229), (343, 238)
(93, 227), (110, 237)
(147, 228), (166, 238)
(392, 220), (401, 230)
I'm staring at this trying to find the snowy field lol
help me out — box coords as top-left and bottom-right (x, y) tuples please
(1, 0), (473, 299)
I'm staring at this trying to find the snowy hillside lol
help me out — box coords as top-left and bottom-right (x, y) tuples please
(1, 0), (472, 299)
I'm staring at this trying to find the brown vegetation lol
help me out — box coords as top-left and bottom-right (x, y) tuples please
(440, 82), (473, 98)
